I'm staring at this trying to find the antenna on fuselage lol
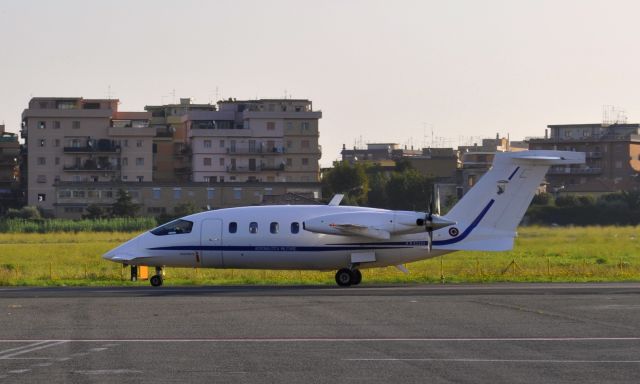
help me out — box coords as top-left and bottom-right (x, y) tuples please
(328, 194), (344, 206)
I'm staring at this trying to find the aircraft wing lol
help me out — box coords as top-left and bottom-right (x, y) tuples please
(328, 223), (391, 240)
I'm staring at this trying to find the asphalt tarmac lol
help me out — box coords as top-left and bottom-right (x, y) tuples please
(1, 283), (640, 383)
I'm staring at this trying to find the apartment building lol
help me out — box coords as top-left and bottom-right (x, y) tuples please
(0, 125), (21, 211)
(187, 99), (322, 183)
(23, 97), (323, 218)
(145, 98), (216, 182)
(22, 97), (153, 216)
(528, 123), (640, 194)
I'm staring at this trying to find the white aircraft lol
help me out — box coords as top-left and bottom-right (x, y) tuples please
(103, 150), (584, 287)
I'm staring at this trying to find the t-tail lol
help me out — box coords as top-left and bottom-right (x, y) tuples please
(437, 150), (585, 251)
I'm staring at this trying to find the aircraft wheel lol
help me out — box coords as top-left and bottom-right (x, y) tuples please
(351, 269), (362, 285)
(335, 268), (353, 287)
(150, 275), (163, 287)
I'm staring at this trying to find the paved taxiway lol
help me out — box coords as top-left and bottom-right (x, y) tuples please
(1, 283), (640, 383)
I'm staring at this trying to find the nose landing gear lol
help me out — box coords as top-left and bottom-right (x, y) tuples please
(150, 267), (164, 287)
(335, 268), (362, 287)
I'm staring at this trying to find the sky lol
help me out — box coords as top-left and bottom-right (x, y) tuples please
(1, 0), (640, 166)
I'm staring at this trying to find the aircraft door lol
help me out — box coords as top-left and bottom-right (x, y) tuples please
(200, 219), (223, 267)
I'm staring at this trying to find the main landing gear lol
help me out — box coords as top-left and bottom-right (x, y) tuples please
(335, 268), (362, 287)
(150, 267), (164, 287)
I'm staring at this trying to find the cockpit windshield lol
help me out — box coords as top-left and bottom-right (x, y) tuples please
(150, 219), (194, 236)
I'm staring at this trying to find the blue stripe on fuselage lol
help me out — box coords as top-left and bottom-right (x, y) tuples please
(146, 199), (495, 253)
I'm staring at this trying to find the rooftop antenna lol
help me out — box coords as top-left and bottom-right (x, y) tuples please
(170, 89), (176, 104)
(107, 85), (112, 100)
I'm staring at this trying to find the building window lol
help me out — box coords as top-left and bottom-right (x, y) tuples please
(122, 157), (128, 166)
(122, 175), (128, 181)
(72, 121), (80, 129)
(270, 222), (279, 234)
(286, 158), (293, 166)
(53, 121), (61, 129)
(173, 188), (182, 199)
(55, 157), (59, 165)
(301, 121), (309, 130)
(37, 193), (46, 202)
(136, 140), (143, 147)
(219, 139), (225, 148)
(219, 158), (225, 166)
(137, 176), (144, 182)
(136, 157), (144, 166)
(204, 140), (212, 148)
(286, 140), (292, 149)
(153, 188), (161, 199)
(229, 222), (237, 233)
(204, 157), (212, 166)
(291, 222), (300, 234)
(207, 188), (215, 200)
(287, 122), (293, 129)
(54, 139), (60, 147)
(615, 161), (623, 169)
(124, 140), (129, 147)
(267, 122), (275, 130)
(39, 139), (45, 147)
(38, 121), (46, 129)
(302, 158), (309, 166)
(301, 140), (310, 149)
(37, 157), (46, 165)
(234, 188), (242, 200)
(249, 222), (258, 234)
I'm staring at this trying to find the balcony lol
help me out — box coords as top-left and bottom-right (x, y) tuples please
(63, 163), (121, 172)
(548, 167), (602, 175)
(226, 164), (286, 173)
(64, 144), (120, 153)
(173, 145), (192, 156)
(260, 164), (286, 171)
(226, 147), (286, 155)
(174, 166), (192, 174)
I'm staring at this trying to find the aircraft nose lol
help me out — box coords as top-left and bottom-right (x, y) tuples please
(102, 236), (140, 262)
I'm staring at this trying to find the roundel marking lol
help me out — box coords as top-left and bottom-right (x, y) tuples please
(448, 227), (459, 237)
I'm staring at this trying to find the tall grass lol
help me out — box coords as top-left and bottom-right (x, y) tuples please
(0, 218), (157, 233)
(0, 226), (638, 286)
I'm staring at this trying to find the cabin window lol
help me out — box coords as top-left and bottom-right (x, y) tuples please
(270, 222), (279, 234)
(229, 222), (237, 234)
(151, 219), (193, 236)
(291, 222), (300, 234)
(249, 222), (258, 234)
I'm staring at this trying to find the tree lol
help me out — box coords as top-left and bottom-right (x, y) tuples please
(322, 161), (369, 205)
(83, 204), (106, 219)
(385, 169), (433, 211)
(110, 189), (140, 218)
(173, 202), (200, 217)
(367, 171), (389, 208)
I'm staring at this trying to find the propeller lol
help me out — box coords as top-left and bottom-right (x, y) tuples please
(425, 186), (441, 252)
(425, 193), (434, 252)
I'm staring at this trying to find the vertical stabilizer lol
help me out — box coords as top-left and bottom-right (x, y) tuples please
(438, 150), (584, 251)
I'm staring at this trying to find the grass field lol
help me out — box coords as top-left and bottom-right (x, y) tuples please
(0, 226), (638, 286)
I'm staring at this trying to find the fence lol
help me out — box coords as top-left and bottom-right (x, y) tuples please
(1, 256), (638, 286)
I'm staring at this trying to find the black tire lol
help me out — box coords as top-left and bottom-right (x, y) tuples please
(335, 268), (353, 287)
(150, 274), (163, 287)
(351, 269), (362, 285)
